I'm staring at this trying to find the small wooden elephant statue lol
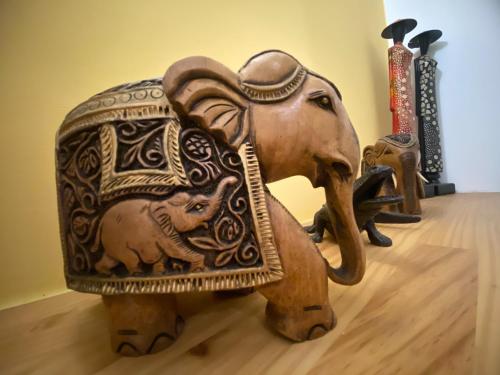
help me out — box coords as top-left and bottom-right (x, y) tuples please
(305, 165), (404, 247)
(55, 50), (366, 356)
(362, 134), (425, 215)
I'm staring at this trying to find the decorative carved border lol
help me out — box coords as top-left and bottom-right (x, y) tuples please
(240, 66), (306, 103)
(238, 143), (282, 275)
(65, 142), (284, 294)
(382, 133), (417, 148)
(99, 119), (190, 200)
(57, 82), (170, 142)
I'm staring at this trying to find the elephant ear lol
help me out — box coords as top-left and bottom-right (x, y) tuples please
(362, 145), (376, 173)
(163, 57), (250, 150)
(149, 202), (176, 237)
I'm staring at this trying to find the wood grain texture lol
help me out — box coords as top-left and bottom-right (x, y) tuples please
(0, 193), (498, 375)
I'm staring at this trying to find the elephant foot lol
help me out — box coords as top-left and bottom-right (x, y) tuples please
(152, 261), (166, 274)
(189, 265), (208, 273)
(374, 211), (421, 224)
(94, 254), (118, 275)
(303, 224), (316, 233)
(124, 264), (143, 275)
(187, 259), (207, 272)
(102, 293), (183, 356)
(310, 232), (324, 243)
(365, 220), (392, 247)
(265, 302), (336, 342)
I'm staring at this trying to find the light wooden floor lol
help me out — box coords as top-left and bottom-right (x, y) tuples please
(0, 193), (498, 375)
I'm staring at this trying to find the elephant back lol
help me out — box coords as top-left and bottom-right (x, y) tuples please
(56, 79), (283, 295)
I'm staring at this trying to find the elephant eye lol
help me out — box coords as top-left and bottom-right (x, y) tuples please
(193, 203), (205, 212)
(312, 95), (336, 114)
(188, 203), (206, 213)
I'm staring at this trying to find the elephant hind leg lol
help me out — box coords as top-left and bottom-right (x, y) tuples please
(102, 294), (184, 356)
(95, 253), (119, 275)
(256, 194), (336, 341)
(152, 258), (166, 274)
(100, 235), (143, 274)
(118, 245), (143, 274)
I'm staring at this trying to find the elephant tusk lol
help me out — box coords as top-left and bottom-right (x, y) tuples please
(417, 171), (429, 183)
(392, 172), (398, 189)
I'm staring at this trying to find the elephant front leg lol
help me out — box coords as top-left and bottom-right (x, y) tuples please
(257, 194), (336, 341)
(102, 294), (184, 356)
(364, 219), (392, 247)
(94, 253), (119, 275)
(306, 209), (326, 243)
(310, 219), (326, 243)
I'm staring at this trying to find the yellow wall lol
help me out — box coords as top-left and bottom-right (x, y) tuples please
(0, 0), (390, 309)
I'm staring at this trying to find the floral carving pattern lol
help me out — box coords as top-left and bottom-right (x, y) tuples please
(58, 122), (262, 278)
(179, 128), (260, 269)
(115, 120), (167, 171)
(181, 129), (222, 186)
(57, 130), (101, 274)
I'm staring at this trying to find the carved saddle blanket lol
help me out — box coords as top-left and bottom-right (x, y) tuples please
(56, 79), (283, 294)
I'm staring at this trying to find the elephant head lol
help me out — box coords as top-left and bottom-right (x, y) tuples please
(151, 176), (238, 233)
(163, 50), (364, 285)
(362, 134), (424, 215)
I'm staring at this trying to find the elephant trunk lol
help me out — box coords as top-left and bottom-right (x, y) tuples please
(398, 153), (421, 215)
(323, 169), (365, 285)
(202, 176), (238, 219)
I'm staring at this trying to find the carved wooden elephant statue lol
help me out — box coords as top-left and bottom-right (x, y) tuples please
(362, 134), (424, 215)
(55, 50), (365, 356)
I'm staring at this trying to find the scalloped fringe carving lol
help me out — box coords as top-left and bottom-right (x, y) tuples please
(58, 82), (171, 141)
(238, 143), (282, 273)
(67, 268), (283, 294)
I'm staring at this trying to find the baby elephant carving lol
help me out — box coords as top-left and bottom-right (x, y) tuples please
(92, 176), (237, 274)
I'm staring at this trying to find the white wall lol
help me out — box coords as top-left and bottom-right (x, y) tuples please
(384, 0), (500, 192)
